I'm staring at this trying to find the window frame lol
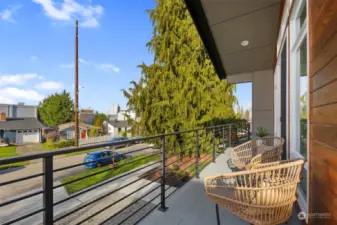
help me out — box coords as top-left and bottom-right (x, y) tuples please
(289, 0), (309, 218)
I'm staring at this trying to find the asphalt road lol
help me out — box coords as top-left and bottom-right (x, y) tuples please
(0, 143), (155, 201)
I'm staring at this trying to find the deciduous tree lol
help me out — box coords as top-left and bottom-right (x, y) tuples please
(38, 90), (74, 127)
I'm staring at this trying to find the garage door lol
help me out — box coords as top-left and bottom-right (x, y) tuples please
(17, 131), (40, 144)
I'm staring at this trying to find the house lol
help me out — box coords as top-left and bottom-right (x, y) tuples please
(79, 108), (95, 125)
(103, 120), (131, 137)
(57, 122), (103, 140)
(0, 103), (44, 144)
(107, 104), (136, 122)
(185, 0), (336, 223)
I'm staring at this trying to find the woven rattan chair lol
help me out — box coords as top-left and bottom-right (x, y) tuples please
(205, 159), (305, 225)
(231, 136), (284, 169)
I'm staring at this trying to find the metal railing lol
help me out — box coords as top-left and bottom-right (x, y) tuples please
(0, 123), (250, 225)
(79, 134), (116, 145)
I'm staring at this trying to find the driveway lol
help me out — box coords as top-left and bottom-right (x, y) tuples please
(0, 143), (156, 200)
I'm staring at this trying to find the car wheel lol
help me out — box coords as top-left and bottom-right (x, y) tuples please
(96, 163), (102, 167)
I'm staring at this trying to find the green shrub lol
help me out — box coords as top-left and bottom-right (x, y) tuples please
(52, 139), (74, 149)
(176, 170), (187, 180)
(172, 164), (180, 171)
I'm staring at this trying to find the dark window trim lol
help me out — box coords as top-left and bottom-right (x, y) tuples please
(184, 0), (226, 79)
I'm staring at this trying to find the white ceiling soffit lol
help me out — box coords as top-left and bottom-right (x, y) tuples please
(201, 0), (281, 76)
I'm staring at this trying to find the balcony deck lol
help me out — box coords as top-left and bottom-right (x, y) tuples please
(139, 148), (302, 225)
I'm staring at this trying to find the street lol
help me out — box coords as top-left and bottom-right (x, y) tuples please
(0, 143), (154, 201)
(0, 143), (162, 224)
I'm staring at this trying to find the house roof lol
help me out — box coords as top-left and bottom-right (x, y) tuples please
(58, 122), (102, 131)
(108, 120), (130, 128)
(0, 118), (45, 130)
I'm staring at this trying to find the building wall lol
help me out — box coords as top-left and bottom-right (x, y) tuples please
(0, 104), (37, 118)
(308, 0), (337, 223)
(251, 70), (274, 137)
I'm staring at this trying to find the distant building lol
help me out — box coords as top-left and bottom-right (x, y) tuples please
(58, 122), (103, 140)
(0, 103), (44, 144)
(80, 108), (95, 125)
(103, 120), (131, 137)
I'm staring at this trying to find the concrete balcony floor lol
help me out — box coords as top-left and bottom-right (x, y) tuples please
(139, 149), (302, 225)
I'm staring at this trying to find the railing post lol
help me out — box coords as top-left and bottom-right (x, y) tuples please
(222, 126), (225, 151)
(212, 128), (216, 163)
(158, 135), (168, 212)
(229, 124), (232, 147)
(43, 156), (53, 225)
(195, 130), (199, 179)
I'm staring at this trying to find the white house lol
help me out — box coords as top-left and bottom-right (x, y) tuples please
(0, 103), (44, 144)
(103, 120), (131, 137)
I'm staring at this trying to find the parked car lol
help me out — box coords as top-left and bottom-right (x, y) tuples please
(129, 136), (144, 144)
(84, 150), (125, 168)
(107, 137), (129, 149)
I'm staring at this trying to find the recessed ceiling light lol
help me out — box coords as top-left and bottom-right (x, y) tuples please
(241, 40), (249, 47)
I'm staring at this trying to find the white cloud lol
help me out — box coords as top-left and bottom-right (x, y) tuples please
(59, 63), (74, 68)
(59, 58), (120, 73)
(0, 95), (15, 104)
(35, 81), (64, 90)
(0, 73), (37, 86)
(33, 0), (103, 28)
(0, 5), (21, 23)
(30, 56), (39, 61)
(38, 76), (44, 79)
(0, 87), (44, 102)
(99, 63), (120, 73)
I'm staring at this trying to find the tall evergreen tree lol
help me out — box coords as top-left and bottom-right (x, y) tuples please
(123, 0), (237, 152)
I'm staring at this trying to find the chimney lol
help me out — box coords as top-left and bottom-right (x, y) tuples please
(0, 112), (6, 121)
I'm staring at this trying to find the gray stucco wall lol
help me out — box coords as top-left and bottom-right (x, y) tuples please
(252, 70), (274, 137)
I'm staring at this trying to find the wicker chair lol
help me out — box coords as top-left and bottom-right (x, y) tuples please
(204, 159), (305, 225)
(231, 136), (284, 169)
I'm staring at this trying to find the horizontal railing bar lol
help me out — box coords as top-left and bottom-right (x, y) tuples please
(53, 166), (163, 222)
(114, 185), (171, 225)
(74, 177), (162, 225)
(0, 172), (44, 187)
(54, 153), (161, 189)
(2, 208), (45, 225)
(53, 160), (161, 205)
(98, 183), (165, 225)
(0, 124), (233, 164)
(53, 146), (160, 173)
(0, 190), (44, 208)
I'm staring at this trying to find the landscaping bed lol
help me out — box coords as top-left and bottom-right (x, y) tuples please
(61, 154), (161, 194)
(141, 153), (213, 187)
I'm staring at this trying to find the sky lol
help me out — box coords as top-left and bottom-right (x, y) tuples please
(0, 0), (251, 113)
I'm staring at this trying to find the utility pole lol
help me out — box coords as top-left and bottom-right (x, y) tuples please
(74, 20), (79, 147)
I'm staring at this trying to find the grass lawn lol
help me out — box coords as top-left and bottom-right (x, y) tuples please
(0, 146), (28, 169)
(61, 154), (160, 194)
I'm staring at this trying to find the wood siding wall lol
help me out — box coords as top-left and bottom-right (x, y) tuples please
(309, 0), (337, 224)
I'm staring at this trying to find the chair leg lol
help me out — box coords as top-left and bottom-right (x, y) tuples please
(215, 204), (220, 225)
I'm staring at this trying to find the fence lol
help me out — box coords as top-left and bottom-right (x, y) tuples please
(79, 134), (117, 145)
(0, 122), (250, 225)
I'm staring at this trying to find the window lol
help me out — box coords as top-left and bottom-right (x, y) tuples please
(289, 0), (308, 214)
(299, 37), (308, 161)
(299, 3), (306, 28)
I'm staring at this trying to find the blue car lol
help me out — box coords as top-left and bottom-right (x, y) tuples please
(84, 150), (125, 168)
(108, 137), (129, 149)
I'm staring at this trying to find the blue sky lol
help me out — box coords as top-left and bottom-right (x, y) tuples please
(0, 0), (251, 113)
